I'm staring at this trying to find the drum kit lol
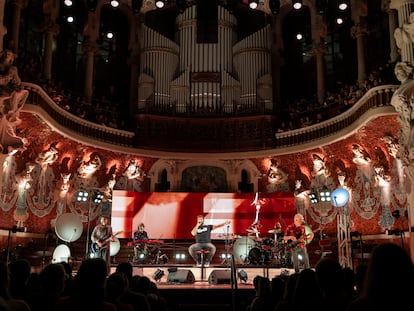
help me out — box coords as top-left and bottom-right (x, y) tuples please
(232, 225), (290, 266)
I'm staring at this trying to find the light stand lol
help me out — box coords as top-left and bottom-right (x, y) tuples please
(76, 189), (103, 259)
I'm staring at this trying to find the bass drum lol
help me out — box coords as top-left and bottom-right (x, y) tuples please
(248, 247), (271, 265)
(233, 236), (256, 264)
(52, 244), (71, 263)
(110, 237), (121, 257)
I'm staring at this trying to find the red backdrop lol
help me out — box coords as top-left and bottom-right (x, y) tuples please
(111, 191), (295, 239)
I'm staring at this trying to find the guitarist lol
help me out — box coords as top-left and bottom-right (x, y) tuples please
(283, 213), (313, 273)
(91, 215), (114, 265)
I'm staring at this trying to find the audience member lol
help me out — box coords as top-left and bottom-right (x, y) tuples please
(54, 258), (117, 311)
(346, 243), (414, 311)
(0, 260), (31, 311)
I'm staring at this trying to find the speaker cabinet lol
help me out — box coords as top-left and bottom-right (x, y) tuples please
(208, 270), (232, 284)
(167, 269), (195, 283)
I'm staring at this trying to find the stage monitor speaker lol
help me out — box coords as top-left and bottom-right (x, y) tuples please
(167, 269), (195, 283)
(208, 270), (232, 285)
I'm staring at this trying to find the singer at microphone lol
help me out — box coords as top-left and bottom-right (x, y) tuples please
(189, 214), (231, 267)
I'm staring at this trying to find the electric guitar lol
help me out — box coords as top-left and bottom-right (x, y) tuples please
(91, 231), (123, 254)
(287, 225), (320, 248)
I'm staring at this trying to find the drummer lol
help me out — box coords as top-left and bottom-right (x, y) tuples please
(133, 222), (149, 262)
(270, 222), (284, 242)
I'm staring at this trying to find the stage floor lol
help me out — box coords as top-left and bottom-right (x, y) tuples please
(110, 263), (295, 287)
(110, 264), (296, 311)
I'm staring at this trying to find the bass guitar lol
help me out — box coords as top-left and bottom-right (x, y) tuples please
(91, 231), (123, 255)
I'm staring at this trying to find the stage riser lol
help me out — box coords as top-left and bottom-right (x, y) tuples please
(110, 266), (295, 284)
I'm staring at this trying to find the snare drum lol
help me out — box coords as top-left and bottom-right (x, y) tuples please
(233, 236), (256, 264)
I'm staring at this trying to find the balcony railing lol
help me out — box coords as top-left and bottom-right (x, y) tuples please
(21, 82), (398, 153)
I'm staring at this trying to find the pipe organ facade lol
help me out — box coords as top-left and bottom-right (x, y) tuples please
(138, 5), (273, 115)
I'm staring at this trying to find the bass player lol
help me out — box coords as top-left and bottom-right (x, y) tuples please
(90, 215), (115, 266)
(283, 213), (313, 273)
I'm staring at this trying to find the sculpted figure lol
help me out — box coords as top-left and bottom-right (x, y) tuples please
(390, 62), (414, 164)
(0, 50), (29, 153)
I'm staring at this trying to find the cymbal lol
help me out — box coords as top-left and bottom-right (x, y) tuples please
(246, 228), (259, 234)
(268, 229), (283, 234)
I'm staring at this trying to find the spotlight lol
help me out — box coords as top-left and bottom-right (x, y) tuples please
(92, 191), (104, 204)
(155, 0), (165, 8)
(64, 0), (73, 6)
(338, 1), (349, 11)
(309, 192), (318, 204)
(319, 186), (331, 202)
(249, 0), (258, 9)
(238, 270), (248, 282)
(392, 210), (400, 219)
(76, 190), (89, 202)
(152, 268), (165, 282)
(292, 0), (302, 10)
(110, 0), (120, 7)
(66, 16), (74, 23)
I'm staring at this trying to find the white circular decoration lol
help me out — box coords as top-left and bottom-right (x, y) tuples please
(55, 213), (83, 242)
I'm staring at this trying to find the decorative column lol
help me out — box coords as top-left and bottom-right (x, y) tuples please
(310, 10), (327, 104)
(351, 22), (368, 85)
(41, 0), (60, 81)
(8, 0), (26, 52)
(83, 42), (99, 103)
(43, 23), (60, 81)
(391, 0), (414, 64)
(0, 0), (7, 51)
(83, 10), (100, 103)
(128, 14), (142, 114)
(313, 41), (326, 104)
(384, 2), (400, 63)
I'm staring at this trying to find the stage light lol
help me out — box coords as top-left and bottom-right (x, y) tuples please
(110, 0), (120, 7)
(309, 192), (318, 204)
(76, 190), (89, 202)
(238, 270), (248, 282)
(155, 0), (165, 8)
(249, 0), (258, 9)
(64, 0), (73, 7)
(331, 188), (350, 207)
(319, 186), (331, 202)
(92, 191), (104, 204)
(292, 0), (302, 10)
(175, 253), (186, 260)
(338, 1), (349, 11)
(66, 16), (74, 23)
(152, 268), (165, 282)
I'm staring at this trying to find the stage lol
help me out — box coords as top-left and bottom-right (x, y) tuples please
(109, 263), (295, 311)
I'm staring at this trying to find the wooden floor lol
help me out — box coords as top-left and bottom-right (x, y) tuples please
(109, 263), (296, 311)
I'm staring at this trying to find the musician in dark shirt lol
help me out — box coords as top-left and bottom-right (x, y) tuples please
(90, 215), (114, 265)
(188, 214), (230, 267)
(133, 222), (149, 262)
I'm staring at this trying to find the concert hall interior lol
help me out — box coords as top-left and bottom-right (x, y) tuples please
(1, 0), (414, 310)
